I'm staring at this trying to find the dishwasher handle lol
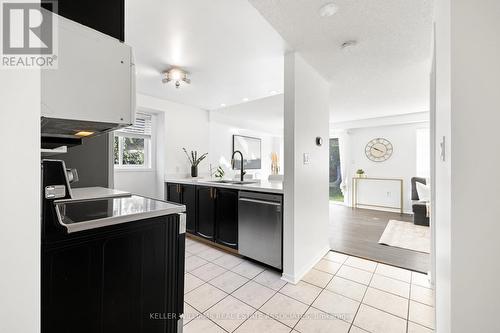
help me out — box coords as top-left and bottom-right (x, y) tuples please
(238, 197), (281, 206)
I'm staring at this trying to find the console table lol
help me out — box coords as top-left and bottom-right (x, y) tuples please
(351, 177), (404, 214)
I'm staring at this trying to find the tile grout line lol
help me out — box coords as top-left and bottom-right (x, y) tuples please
(230, 278), (289, 333)
(186, 241), (434, 332)
(186, 249), (288, 331)
(186, 270), (433, 328)
(237, 274), (292, 331)
(407, 274), (413, 333)
(185, 241), (282, 330)
(348, 262), (377, 332)
(189, 269), (256, 332)
(289, 269), (336, 333)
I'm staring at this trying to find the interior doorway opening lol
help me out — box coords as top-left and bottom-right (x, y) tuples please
(329, 138), (344, 203)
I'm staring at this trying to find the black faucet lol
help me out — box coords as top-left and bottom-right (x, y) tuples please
(231, 150), (245, 182)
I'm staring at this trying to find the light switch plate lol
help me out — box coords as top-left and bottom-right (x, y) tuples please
(440, 136), (446, 161)
(303, 153), (310, 164)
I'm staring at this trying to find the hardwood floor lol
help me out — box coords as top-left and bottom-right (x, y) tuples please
(329, 203), (430, 273)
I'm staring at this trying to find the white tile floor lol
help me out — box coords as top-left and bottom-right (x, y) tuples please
(183, 237), (435, 333)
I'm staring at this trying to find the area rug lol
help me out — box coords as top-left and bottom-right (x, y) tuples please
(378, 220), (430, 253)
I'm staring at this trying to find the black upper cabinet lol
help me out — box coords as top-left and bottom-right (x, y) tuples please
(42, 0), (125, 41)
(215, 188), (238, 249)
(196, 187), (216, 240)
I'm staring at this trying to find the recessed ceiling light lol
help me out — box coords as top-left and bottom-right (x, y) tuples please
(220, 103), (226, 107)
(242, 97), (249, 102)
(269, 90), (277, 95)
(319, 3), (338, 17)
(341, 40), (358, 49)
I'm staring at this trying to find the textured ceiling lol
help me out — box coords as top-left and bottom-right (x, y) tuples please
(126, 0), (286, 111)
(249, 0), (433, 122)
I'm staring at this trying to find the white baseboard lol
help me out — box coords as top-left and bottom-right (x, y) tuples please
(281, 244), (331, 284)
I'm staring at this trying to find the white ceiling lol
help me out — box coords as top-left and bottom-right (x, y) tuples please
(210, 94), (284, 135)
(248, 0), (433, 122)
(127, 0), (433, 123)
(125, 0), (286, 111)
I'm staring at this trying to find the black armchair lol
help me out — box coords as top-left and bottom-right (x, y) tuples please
(411, 177), (430, 226)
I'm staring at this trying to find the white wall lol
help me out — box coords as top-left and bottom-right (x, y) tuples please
(114, 112), (161, 199)
(114, 94), (210, 199)
(0, 71), (40, 332)
(435, 0), (500, 332)
(208, 118), (283, 181)
(283, 52), (330, 283)
(116, 94), (285, 199)
(434, 1), (452, 332)
(341, 122), (429, 213)
(114, 169), (159, 198)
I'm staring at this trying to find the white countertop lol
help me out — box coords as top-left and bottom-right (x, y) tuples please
(55, 193), (186, 233)
(70, 186), (131, 200)
(165, 178), (283, 194)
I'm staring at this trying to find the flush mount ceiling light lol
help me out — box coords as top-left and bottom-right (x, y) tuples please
(162, 67), (191, 88)
(341, 40), (358, 49)
(319, 3), (339, 17)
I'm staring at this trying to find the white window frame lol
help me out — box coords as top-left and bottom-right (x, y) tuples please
(114, 112), (154, 171)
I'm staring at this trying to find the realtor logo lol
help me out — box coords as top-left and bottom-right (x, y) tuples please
(1, 0), (58, 68)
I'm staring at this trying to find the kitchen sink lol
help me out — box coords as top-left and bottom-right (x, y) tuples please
(204, 180), (258, 185)
(204, 180), (234, 183)
(230, 180), (258, 185)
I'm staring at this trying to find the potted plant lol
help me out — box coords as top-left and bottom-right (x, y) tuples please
(183, 148), (207, 177)
(356, 169), (366, 178)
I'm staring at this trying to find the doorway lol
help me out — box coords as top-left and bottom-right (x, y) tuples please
(329, 138), (344, 203)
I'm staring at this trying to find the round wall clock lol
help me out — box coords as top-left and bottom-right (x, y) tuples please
(365, 138), (393, 162)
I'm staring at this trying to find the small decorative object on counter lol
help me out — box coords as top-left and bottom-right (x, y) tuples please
(214, 166), (225, 179)
(182, 148), (207, 177)
(356, 169), (366, 178)
(271, 152), (280, 175)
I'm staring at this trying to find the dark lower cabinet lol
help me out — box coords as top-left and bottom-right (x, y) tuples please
(215, 188), (238, 249)
(166, 183), (197, 233)
(167, 183), (240, 249)
(196, 187), (216, 240)
(182, 185), (197, 233)
(42, 215), (184, 333)
(166, 183), (182, 204)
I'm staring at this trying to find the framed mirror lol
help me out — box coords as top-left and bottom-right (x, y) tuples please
(232, 135), (261, 169)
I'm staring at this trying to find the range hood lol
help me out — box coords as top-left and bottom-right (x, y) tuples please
(41, 13), (136, 149)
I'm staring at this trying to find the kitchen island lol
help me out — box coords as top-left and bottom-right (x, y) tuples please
(165, 178), (283, 270)
(41, 169), (187, 333)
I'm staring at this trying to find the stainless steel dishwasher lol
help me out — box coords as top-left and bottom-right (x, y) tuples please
(238, 191), (282, 270)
